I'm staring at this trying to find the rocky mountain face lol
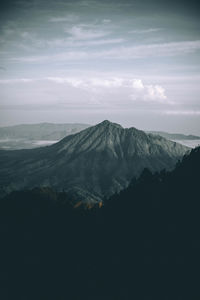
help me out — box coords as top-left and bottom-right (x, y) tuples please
(0, 120), (189, 203)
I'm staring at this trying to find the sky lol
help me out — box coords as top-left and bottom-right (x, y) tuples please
(0, 0), (200, 134)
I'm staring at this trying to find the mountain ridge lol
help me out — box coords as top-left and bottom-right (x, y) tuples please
(1, 121), (199, 150)
(148, 130), (200, 140)
(0, 120), (189, 203)
(0, 122), (90, 141)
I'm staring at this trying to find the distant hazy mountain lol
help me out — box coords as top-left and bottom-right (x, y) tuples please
(0, 123), (91, 150)
(0, 123), (90, 139)
(0, 120), (189, 203)
(148, 130), (200, 140)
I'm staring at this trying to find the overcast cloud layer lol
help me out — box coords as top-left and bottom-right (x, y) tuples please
(0, 0), (200, 134)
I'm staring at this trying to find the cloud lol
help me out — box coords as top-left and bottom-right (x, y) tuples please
(46, 76), (124, 88)
(129, 80), (168, 103)
(79, 38), (123, 46)
(49, 15), (78, 23)
(11, 52), (88, 62)
(45, 37), (124, 47)
(12, 40), (200, 63)
(131, 84), (167, 103)
(99, 40), (200, 59)
(0, 78), (34, 84)
(131, 79), (144, 89)
(46, 76), (167, 103)
(102, 19), (111, 24)
(129, 28), (162, 34)
(46, 77), (124, 89)
(65, 25), (110, 40)
(15, 23), (116, 50)
(2, 28), (15, 36)
(0, 76), (167, 104)
(20, 32), (33, 39)
(46, 77), (85, 87)
(145, 85), (167, 101)
(4, 19), (121, 50)
(164, 110), (200, 115)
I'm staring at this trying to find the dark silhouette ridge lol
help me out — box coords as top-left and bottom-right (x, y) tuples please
(0, 146), (199, 299)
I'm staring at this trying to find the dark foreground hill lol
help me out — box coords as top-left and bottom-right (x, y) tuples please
(0, 120), (188, 203)
(0, 146), (199, 300)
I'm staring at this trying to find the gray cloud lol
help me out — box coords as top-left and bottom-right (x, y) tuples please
(10, 40), (200, 63)
(129, 28), (162, 34)
(49, 14), (79, 23)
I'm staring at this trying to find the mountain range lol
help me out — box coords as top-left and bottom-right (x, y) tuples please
(0, 120), (189, 203)
(148, 130), (200, 140)
(1, 122), (199, 150)
(0, 123), (90, 149)
(0, 122), (90, 140)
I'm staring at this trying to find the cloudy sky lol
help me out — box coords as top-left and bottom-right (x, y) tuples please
(0, 0), (200, 134)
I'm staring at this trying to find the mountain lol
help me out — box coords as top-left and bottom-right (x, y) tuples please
(0, 120), (189, 203)
(148, 130), (200, 140)
(0, 122), (90, 150)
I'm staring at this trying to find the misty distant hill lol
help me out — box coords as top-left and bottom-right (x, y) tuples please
(0, 123), (91, 150)
(0, 120), (189, 204)
(1, 123), (199, 150)
(2, 124), (199, 141)
(148, 130), (200, 140)
(0, 123), (90, 140)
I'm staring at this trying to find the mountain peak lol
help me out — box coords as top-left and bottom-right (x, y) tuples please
(96, 120), (123, 129)
(100, 120), (110, 125)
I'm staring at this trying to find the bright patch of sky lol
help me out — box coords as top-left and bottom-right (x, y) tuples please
(0, 0), (200, 134)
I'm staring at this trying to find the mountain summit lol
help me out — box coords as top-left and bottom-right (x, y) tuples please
(0, 120), (189, 203)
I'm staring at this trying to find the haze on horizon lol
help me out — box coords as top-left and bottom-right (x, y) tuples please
(0, 0), (200, 134)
